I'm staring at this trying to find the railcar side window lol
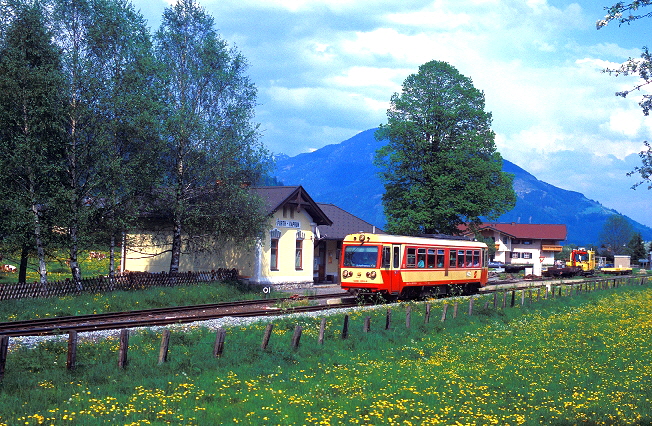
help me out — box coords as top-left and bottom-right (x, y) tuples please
(473, 250), (480, 267)
(449, 250), (457, 268)
(466, 250), (473, 267)
(458, 250), (465, 268)
(427, 249), (436, 268)
(393, 247), (400, 268)
(406, 248), (416, 268)
(382, 247), (391, 268)
(417, 248), (426, 268)
(343, 246), (379, 268)
(437, 249), (445, 268)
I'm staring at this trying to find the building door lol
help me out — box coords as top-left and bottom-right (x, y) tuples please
(316, 241), (326, 283)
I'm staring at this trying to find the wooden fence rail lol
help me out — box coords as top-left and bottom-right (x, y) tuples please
(0, 269), (238, 301)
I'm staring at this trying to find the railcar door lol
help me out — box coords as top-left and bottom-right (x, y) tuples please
(388, 244), (401, 294)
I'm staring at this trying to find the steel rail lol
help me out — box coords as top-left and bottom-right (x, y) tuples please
(0, 292), (350, 337)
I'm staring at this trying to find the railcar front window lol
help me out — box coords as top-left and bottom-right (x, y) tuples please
(344, 246), (379, 268)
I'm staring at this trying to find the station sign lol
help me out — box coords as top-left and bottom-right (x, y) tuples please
(276, 219), (301, 229)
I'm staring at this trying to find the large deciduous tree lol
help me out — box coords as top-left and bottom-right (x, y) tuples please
(79, 0), (163, 279)
(49, 0), (161, 283)
(598, 1), (652, 189)
(599, 215), (634, 257)
(0, 3), (68, 285)
(375, 60), (516, 236)
(154, 0), (271, 274)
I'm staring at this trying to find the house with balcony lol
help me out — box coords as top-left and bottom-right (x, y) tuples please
(461, 223), (567, 274)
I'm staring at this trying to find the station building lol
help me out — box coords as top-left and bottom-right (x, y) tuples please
(121, 186), (382, 287)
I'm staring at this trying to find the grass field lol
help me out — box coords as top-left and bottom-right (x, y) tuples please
(0, 279), (650, 424)
(0, 250), (114, 285)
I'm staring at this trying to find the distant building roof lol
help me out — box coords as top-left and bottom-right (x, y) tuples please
(250, 186), (332, 226)
(316, 203), (384, 240)
(462, 223), (567, 241)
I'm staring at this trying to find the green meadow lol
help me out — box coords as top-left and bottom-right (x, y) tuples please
(0, 279), (650, 425)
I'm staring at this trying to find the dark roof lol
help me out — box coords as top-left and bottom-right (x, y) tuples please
(462, 223), (567, 240)
(250, 186), (332, 226)
(316, 203), (384, 239)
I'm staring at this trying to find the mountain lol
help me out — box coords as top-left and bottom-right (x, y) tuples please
(272, 129), (652, 245)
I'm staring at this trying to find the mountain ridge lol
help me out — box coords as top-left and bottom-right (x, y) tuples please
(272, 129), (652, 245)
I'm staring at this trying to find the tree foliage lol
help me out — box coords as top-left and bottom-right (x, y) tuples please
(599, 215), (635, 257)
(598, 1), (652, 189)
(154, 0), (271, 273)
(375, 60), (516, 236)
(0, 2), (68, 284)
(626, 232), (648, 261)
(0, 0), (271, 281)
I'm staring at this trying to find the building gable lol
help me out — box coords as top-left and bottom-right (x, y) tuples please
(251, 186), (332, 227)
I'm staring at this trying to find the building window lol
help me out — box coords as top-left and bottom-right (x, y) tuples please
(522, 252), (532, 259)
(270, 229), (281, 271)
(295, 240), (303, 269)
(283, 205), (295, 219)
(511, 252), (520, 259)
(295, 230), (304, 270)
(270, 239), (279, 270)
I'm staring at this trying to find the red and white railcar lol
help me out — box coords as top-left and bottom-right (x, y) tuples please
(340, 233), (488, 298)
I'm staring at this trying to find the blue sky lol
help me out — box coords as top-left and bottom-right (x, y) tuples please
(132, 0), (652, 228)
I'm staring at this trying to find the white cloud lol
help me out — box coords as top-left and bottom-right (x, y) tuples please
(131, 0), (652, 226)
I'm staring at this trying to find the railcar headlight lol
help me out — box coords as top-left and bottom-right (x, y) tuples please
(366, 271), (377, 279)
(342, 270), (351, 278)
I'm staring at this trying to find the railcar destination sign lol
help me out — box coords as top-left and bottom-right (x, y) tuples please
(276, 219), (301, 229)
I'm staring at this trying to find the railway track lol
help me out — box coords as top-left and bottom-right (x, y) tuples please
(1, 275), (642, 338)
(0, 292), (356, 337)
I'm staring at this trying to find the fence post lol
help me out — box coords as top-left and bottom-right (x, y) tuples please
(118, 329), (129, 369)
(0, 336), (8, 382)
(510, 291), (515, 307)
(468, 297), (474, 316)
(291, 325), (302, 349)
(158, 330), (170, 364)
(214, 328), (226, 357)
(424, 303), (431, 324)
(405, 305), (411, 329)
(453, 302), (459, 318)
(385, 309), (391, 330)
(318, 318), (326, 345)
(67, 331), (78, 370)
(261, 324), (273, 350)
(341, 315), (349, 339)
(441, 304), (448, 322)
(363, 316), (371, 333)
(502, 291), (507, 308)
